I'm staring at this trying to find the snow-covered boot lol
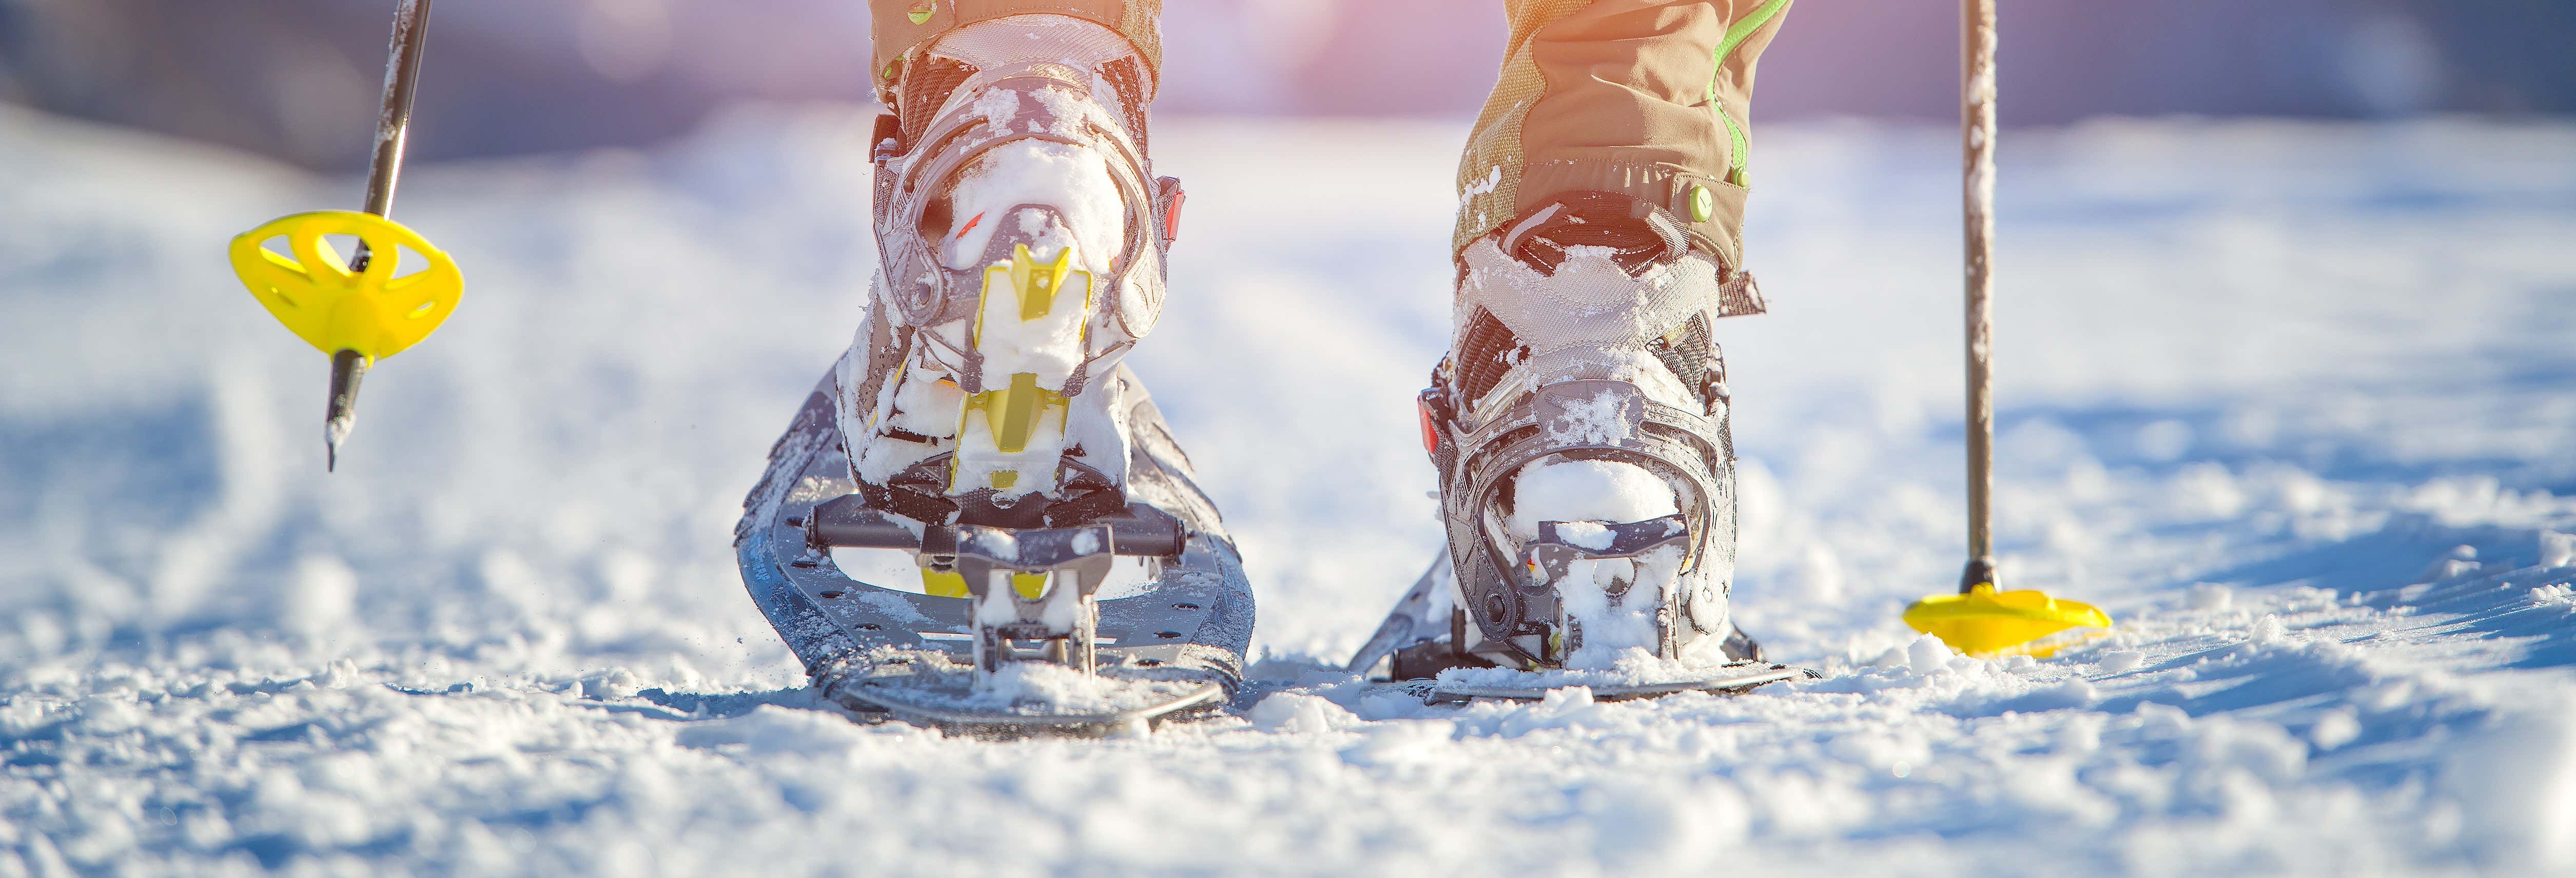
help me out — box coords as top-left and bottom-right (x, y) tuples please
(840, 13), (1170, 530)
(734, 14), (1248, 731)
(1414, 190), (1768, 674)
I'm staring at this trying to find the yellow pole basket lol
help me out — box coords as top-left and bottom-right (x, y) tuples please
(1903, 582), (2112, 658)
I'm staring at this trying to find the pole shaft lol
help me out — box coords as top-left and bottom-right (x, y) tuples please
(1961, 0), (1999, 581)
(327, 0), (434, 472)
(364, 0), (433, 218)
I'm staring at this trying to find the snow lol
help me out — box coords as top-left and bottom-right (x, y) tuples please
(1508, 458), (1677, 541)
(6, 104), (2576, 874)
(1433, 646), (1774, 690)
(1553, 519), (1618, 551)
(935, 137), (1124, 499)
(940, 139), (1125, 276)
(876, 655), (1204, 717)
(1506, 459), (1690, 666)
(1536, 387), (1640, 445)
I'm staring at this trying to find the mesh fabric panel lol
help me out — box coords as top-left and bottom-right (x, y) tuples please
(898, 57), (977, 146)
(1455, 308), (1529, 406)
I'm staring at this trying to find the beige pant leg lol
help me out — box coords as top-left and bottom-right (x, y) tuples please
(1457, 0), (1795, 272)
(868, 0), (1164, 102)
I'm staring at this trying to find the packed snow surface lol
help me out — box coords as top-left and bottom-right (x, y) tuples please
(6, 106), (2576, 875)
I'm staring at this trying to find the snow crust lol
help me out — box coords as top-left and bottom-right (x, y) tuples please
(5, 106), (2576, 875)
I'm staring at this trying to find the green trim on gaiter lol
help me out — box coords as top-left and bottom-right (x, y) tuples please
(1707, 0), (1793, 183)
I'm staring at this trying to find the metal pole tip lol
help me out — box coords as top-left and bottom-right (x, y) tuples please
(325, 349), (368, 474)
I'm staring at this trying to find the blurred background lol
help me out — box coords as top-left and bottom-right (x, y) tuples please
(2, 0), (2570, 170)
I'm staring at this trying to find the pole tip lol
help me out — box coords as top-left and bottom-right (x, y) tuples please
(325, 349), (368, 474)
(325, 415), (353, 473)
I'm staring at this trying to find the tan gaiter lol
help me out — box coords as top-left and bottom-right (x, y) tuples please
(1457, 0), (1794, 272)
(868, 0), (1164, 104)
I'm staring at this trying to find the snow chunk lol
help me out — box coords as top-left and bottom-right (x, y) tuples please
(967, 86), (1021, 127)
(1507, 458), (1677, 542)
(2446, 700), (2576, 870)
(1548, 520), (1610, 551)
(2542, 530), (2576, 569)
(1538, 388), (1640, 446)
(1906, 633), (1956, 672)
(1247, 692), (1357, 734)
(938, 140), (1125, 275)
(2097, 650), (2147, 674)
(2308, 709), (2362, 750)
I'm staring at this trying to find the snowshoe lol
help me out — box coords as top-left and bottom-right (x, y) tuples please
(735, 14), (1248, 733)
(1351, 191), (1815, 701)
(736, 366), (1251, 731)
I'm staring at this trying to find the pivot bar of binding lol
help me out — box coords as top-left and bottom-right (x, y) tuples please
(806, 495), (1184, 558)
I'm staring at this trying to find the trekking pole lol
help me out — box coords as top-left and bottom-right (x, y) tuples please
(1959, 0), (1999, 594)
(320, 0), (437, 469)
(1898, 0), (2112, 657)
(228, 0), (463, 472)
(353, 0), (435, 267)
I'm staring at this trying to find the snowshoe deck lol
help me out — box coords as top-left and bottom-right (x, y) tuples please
(1349, 551), (1818, 704)
(736, 369), (1253, 732)
(816, 649), (1228, 729)
(1423, 661), (1819, 704)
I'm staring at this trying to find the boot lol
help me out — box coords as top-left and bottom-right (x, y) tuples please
(1417, 190), (1768, 673)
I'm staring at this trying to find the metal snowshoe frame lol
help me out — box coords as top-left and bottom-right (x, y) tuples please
(1422, 378), (1738, 669)
(1420, 664), (1818, 704)
(1342, 549), (1818, 702)
(737, 374), (1253, 727)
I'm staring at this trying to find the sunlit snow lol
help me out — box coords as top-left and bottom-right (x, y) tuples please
(4, 106), (2575, 875)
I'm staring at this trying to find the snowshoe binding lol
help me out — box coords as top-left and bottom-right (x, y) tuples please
(1352, 191), (1814, 701)
(736, 15), (1248, 733)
